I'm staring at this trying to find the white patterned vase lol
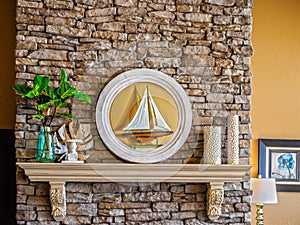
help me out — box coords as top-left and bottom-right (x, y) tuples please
(203, 126), (222, 164)
(227, 115), (239, 164)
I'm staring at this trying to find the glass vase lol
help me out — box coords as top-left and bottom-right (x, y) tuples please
(36, 126), (56, 162)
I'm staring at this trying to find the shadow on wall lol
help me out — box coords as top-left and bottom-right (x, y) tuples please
(0, 129), (16, 225)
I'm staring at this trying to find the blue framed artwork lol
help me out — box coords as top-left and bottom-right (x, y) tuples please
(259, 139), (300, 192)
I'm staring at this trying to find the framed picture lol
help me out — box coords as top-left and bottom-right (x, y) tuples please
(96, 68), (192, 163)
(258, 139), (300, 192)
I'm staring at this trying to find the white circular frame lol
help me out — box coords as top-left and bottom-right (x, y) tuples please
(96, 68), (192, 163)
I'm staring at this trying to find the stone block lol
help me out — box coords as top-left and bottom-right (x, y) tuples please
(35, 183), (49, 196)
(114, 0), (138, 7)
(170, 185), (184, 193)
(171, 193), (195, 202)
(17, 0), (43, 8)
(93, 216), (113, 223)
(16, 58), (39, 66)
(206, 93), (234, 103)
(46, 25), (91, 38)
(63, 216), (92, 224)
(153, 202), (178, 212)
(93, 31), (127, 41)
(214, 15), (232, 25)
(93, 183), (138, 193)
(68, 51), (98, 61)
(123, 192), (172, 202)
(17, 185), (35, 195)
(126, 212), (171, 222)
(26, 222), (60, 225)
(148, 11), (175, 20)
(235, 203), (251, 212)
(66, 183), (93, 193)
(205, 0), (235, 6)
(183, 46), (211, 55)
(98, 208), (124, 216)
(16, 211), (37, 221)
(223, 196), (241, 204)
(195, 193), (206, 202)
(16, 194), (28, 204)
(180, 202), (205, 211)
(27, 196), (50, 206)
(16, 14), (44, 25)
(49, 9), (85, 19)
(182, 55), (215, 67)
(44, 0), (74, 9)
(16, 148), (36, 159)
(37, 211), (53, 221)
(67, 203), (97, 216)
(67, 193), (93, 203)
(171, 211), (196, 220)
(185, 184), (206, 193)
(145, 57), (181, 68)
(45, 17), (76, 26)
(98, 202), (150, 209)
(16, 40), (37, 50)
(93, 193), (122, 203)
(201, 4), (223, 15)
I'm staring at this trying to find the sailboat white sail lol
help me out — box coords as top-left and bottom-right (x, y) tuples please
(148, 90), (171, 131)
(122, 88), (150, 131)
(122, 87), (173, 142)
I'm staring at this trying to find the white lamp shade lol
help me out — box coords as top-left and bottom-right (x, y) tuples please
(250, 177), (278, 204)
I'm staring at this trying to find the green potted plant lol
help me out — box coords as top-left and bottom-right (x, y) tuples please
(13, 69), (91, 162)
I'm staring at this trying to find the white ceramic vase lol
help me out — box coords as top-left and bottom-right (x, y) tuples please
(203, 126), (222, 164)
(227, 115), (239, 164)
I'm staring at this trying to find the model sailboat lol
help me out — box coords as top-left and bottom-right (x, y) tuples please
(121, 87), (173, 144)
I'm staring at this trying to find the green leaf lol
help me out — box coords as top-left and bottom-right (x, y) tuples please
(57, 81), (71, 97)
(37, 101), (54, 111)
(56, 102), (69, 109)
(13, 84), (32, 96)
(60, 87), (77, 99)
(44, 86), (58, 100)
(60, 69), (68, 83)
(23, 75), (51, 99)
(34, 75), (50, 92)
(33, 114), (45, 120)
(74, 91), (91, 104)
(24, 89), (38, 98)
(58, 69), (69, 96)
(52, 99), (63, 108)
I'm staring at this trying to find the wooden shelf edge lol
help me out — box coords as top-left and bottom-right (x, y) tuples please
(17, 162), (252, 183)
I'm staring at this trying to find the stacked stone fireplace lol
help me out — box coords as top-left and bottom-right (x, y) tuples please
(15, 0), (253, 224)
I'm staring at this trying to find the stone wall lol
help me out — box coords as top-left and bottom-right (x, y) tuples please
(15, 0), (253, 224)
(16, 178), (251, 224)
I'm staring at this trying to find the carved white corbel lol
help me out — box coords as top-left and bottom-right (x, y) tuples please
(206, 182), (224, 221)
(49, 182), (66, 221)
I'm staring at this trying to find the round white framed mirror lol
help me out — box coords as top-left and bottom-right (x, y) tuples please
(96, 68), (192, 163)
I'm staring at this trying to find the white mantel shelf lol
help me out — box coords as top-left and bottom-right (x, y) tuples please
(17, 162), (251, 183)
(17, 163), (252, 222)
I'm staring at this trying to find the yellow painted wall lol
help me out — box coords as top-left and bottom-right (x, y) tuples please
(0, 0), (16, 129)
(251, 0), (300, 224)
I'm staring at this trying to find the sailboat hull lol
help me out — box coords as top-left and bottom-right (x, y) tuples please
(122, 130), (173, 143)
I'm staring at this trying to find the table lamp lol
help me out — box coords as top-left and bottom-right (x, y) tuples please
(250, 175), (278, 225)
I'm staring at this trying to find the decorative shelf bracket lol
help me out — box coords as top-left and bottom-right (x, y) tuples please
(207, 182), (224, 221)
(17, 163), (251, 222)
(49, 181), (66, 222)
